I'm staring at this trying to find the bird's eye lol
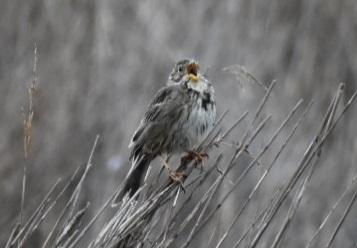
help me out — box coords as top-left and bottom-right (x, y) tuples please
(178, 66), (183, 73)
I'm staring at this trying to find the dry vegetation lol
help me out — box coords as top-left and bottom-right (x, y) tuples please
(5, 80), (357, 248)
(1, 0), (357, 247)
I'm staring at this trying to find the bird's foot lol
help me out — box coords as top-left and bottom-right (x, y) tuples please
(160, 156), (187, 187)
(181, 150), (209, 164)
(169, 171), (187, 192)
(169, 171), (187, 183)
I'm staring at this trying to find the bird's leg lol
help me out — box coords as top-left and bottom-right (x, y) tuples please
(158, 154), (171, 178)
(159, 156), (186, 185)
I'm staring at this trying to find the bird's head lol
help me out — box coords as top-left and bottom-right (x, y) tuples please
(169, 58), (200, 84)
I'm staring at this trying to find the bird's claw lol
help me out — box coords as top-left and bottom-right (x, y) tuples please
(182, 151), (209, 164)
(169, 171), (186, 183)
(169, 171), (187, 192)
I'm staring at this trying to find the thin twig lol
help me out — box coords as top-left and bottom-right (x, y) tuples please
(305, 174), (357, 248)
(325, 186), (357, 248)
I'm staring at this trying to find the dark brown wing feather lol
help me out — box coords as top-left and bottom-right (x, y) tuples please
(129, 84), (186, 160)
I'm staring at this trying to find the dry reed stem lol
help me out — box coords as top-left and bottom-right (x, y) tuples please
(8, 65), (357, 248)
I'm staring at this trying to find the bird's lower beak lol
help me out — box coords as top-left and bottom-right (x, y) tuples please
(188, 74), (199, 82)
(187, 63), (199, 82)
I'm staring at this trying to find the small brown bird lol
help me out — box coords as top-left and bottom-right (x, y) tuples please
(116, 58), (216, 201)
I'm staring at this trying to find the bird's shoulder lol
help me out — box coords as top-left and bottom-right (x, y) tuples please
(148, 84), (184, 106)
(143, 84), (184, 122)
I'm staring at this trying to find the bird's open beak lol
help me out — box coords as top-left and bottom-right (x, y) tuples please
(187, 63), (199, 82)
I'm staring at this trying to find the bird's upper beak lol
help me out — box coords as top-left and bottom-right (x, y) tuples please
(187, 62), (199, 82)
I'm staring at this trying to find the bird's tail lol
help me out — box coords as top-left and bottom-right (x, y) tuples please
(112, 156), (151, 206)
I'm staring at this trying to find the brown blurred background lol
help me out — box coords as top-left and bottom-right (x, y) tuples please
(1, 0), (357, 247)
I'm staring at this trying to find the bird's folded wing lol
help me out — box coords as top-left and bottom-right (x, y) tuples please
(129, 85), (187, 158)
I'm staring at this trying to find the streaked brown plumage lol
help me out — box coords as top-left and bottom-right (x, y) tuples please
(116, 59), (216, 200)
